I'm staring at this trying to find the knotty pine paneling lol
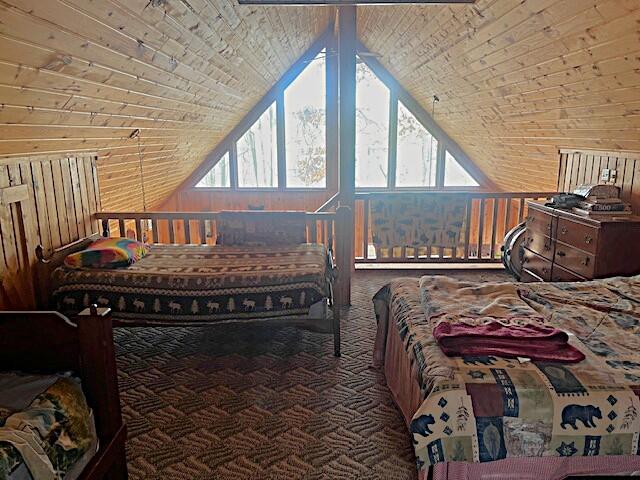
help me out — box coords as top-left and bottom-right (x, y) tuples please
(558, 149), (640, 213)
(358, 0), (640, 192)
(0, 154), (101, 308)
(0, 0), (331, 211)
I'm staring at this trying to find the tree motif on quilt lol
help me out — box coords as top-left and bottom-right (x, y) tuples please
(371, 194), (467, 258)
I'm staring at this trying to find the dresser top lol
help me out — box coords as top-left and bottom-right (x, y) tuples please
(527, 201), (640, 226)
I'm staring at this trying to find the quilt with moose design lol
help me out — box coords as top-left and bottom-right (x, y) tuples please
(373, 275), (640, 471)
(51, 243), (333, 324)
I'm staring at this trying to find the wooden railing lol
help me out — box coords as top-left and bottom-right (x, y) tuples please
(94, 207), (353, 304)
(354, 191), (557, 263)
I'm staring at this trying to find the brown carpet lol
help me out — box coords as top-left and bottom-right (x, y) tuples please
(114, 269), (510, 479)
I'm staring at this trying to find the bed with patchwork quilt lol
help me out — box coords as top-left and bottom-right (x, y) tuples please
(51, 243), (334, 325)
(373, 275), (640, 479)
(0, 373), (97, 480)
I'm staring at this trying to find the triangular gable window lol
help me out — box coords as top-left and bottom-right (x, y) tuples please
(194, 49), (328, 190)
(444, 150), (479, 187)
(196, 151), (230, 188)
(193, 37), (481, 191)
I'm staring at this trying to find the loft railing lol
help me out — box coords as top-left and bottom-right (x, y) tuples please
(354, 191), (557, 263)
(93, 208), (353, 304)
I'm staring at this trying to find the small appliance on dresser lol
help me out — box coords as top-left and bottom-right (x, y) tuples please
(521, 193), (640, 282)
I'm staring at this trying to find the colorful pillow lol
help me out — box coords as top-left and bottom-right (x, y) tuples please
(64, 237), (149, 269)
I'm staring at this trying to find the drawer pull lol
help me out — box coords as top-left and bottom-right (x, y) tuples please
(544, 243), (551, 251)
(581, 257), (590, 266)
(557, 251), (566, 257)
(560, 227), (568, 235)
(584, 235), (593, 244)
(542, 267), (549, 274)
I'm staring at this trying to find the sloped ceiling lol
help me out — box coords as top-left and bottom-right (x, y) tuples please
(0, 0), (330, 209)
(358, 0), (640, 192)
(2, 0), (638, 207)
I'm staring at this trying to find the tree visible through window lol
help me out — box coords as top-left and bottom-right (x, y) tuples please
(196, 151), (230, 188)
(396, 101), (438, 187)
(194, 45), (480, 191)
(355, 59), (389, 188)
(285, 50), (327, 188)
(237, 103), (278, 188)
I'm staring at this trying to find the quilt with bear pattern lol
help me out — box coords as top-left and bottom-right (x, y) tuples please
(374, 275), (640, 471)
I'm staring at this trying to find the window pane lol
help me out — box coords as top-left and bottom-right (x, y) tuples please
(396, 101), (438, 187)
(237, 103), (278, 188)
(195, 152), (230, 188)
(445, 151), (479, 187)
(356, 61), (389, 188)
(285, 50), (326, 188)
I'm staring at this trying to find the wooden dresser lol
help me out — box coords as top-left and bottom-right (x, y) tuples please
(521, 201), (640, 282)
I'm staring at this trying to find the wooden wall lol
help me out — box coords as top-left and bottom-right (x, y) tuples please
(0, 154), (100, 308)
(558, 148), (640, 213)
(0, 0), (331, 211)
(358, 0), (640, 193)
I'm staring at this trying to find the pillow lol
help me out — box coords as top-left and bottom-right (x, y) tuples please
(64, 237), (149, 269)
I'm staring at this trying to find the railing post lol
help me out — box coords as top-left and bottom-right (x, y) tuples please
(335, 205), (353, 306)
(101, 218), (110, 238)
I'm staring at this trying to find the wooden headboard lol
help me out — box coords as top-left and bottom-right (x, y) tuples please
(558, 148), (640, 213)
(34, 233), (101, 308)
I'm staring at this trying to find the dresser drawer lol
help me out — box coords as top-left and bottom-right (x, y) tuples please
(522, 248), (552, 281)
(556, 218), (598, 254)
(526, 208), (555, 237)
(551, 264), (586, 282)
(554, 242), (596, 278)
(523, 228), (554, 261)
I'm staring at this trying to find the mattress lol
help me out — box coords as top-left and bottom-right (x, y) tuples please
(51, 243), (333, 324)
(0, 373), (97, 480)
(373, 275), (640, 479)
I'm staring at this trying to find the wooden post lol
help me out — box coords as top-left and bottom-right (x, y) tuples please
(338, 6), (356, 304)
(335, 205), (352, 310)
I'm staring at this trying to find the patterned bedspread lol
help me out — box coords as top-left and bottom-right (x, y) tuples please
(52, 243), (333, 323)
(0, 373), (95, 479)
(373, 275), (640, 470)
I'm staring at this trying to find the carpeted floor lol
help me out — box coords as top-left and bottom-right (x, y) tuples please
(114, 269), (510, 480)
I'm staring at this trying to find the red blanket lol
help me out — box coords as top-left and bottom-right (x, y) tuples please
(433, 321), (585, 363)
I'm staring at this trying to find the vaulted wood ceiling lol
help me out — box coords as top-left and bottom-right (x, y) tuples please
(1, 0), (638, 207)
(359, 0), (640, 191)
(0, 0), (330, 209)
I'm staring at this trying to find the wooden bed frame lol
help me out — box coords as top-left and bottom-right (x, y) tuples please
(35, 208), (349, 356)
(0, 306), (127, 480)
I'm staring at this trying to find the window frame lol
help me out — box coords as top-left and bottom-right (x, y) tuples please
(193, 41), (335, 192)
(355, 54), (481, 192)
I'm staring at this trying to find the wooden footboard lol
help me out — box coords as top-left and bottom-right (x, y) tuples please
(0, 306), (127, 479)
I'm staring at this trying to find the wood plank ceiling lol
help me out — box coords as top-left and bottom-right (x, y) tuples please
(358, 0), (640, 192)
(1, 0), (638, 205)
(0, 0), (330, 209)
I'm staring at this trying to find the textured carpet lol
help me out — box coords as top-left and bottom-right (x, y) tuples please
(114, 269), (510, 480)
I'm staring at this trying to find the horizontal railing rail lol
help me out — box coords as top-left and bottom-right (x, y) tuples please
(94, 210), (340, 248)
(354, 191), (558, 263)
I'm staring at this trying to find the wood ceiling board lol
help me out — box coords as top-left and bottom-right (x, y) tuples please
(358, 0), (640, 191)
(0, 0), (330, 209)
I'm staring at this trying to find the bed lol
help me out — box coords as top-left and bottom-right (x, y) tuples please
(373, 275), (640, 479)
(0, 307), (126, 480)
(36, 208), (349, 357)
